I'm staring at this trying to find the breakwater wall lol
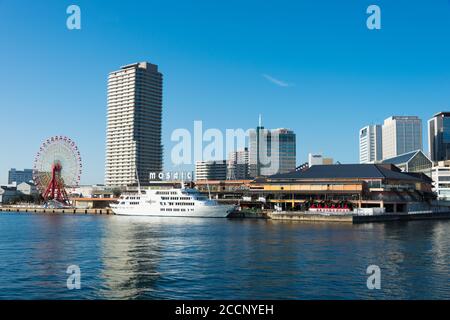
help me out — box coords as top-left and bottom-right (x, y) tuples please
(267, 211), (450, 224)
(0, 207), (113, 215)
(2, 207), (450, 224)
(267, 212), (353, 222)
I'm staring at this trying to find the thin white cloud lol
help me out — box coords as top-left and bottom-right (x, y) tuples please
(262, 74), (293, 87)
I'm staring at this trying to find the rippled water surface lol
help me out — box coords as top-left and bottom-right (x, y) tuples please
(0, 213), (449, 299)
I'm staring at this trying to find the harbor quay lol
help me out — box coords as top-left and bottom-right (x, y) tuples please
(4, 163), (450, 223)
(3, 204), (450, 224)
(0, 206), (113, 215)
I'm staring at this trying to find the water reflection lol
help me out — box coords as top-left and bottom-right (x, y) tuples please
(99, 216), (212, 299)
(100, 217), (158, 299)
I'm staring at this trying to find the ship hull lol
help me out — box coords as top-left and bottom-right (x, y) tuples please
(111, 204), (235, 218)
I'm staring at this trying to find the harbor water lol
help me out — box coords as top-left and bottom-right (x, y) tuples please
(0, 212), (449, 299)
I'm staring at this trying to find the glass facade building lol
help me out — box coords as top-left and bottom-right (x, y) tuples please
(249, 126), (296, 177)
(8, 168), (33, 185)
(382, 116), (422, 160)
(428, 112), (450, 162)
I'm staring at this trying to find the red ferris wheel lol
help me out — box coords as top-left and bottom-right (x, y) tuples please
(32, 136), (82, 205)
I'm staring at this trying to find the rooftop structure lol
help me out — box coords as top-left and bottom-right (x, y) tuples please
(381, 150), (432, 176)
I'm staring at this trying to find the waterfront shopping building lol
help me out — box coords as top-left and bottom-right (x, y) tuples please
(380, 150), (433, 176)
(105, 62), (163, 187)
(196, 164), (435, 213)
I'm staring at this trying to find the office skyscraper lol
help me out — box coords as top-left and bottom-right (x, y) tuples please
(195, 161), (227, 181)
(276, 128), (297, 174)
(8, 168), (33, 185)
(382, 116), (422, 159)
(249, 116), (265, 178)
(359, 125), (383, 163)
(227, 148), (250, 180)
(249, 117), (296, 177)
(105, 62), (163, 187)
(428, 112), (450, 162)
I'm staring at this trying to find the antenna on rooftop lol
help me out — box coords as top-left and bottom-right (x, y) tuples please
(259, 114), (262, 127)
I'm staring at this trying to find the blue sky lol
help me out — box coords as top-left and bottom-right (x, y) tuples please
(0, 0), (449, 184)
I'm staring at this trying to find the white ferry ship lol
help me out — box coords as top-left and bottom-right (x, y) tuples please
(110, 185), (235, 218)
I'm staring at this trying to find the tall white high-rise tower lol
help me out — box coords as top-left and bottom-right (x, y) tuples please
(105, 62), (163, 187)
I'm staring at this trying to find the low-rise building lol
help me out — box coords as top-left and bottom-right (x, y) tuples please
(248, 164), (434, 213)
(193, 164), (435, 213)
(308, 154), (323, 167)
(308, 153), (334, 167)
(431, 161), (450, 201)
(0, 186), (18, 204)
(69, 184), (112, 198)
(195, 180), (253, 199)
(16, 182), (38, 196)
(70, 197), (118, 209)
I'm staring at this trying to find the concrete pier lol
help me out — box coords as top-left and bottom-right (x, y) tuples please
(0, 206), (113, 215)
(2, 206), (450, 224)
(267, 211), (450, 224)
(268, 212), (353, 223)
(353, 211), (450, 223)
(227, 210), (268, 219)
